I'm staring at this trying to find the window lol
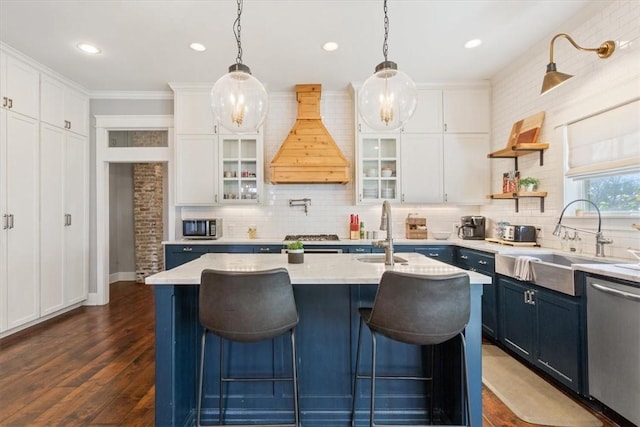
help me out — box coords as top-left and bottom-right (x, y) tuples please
(565, 100), (640, 214)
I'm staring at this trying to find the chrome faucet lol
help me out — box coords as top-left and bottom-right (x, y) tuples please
(552, 199), (613, 257)
(372, 200), (395, 265)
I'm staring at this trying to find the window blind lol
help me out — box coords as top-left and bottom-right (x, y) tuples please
(566, 99), (640, 178)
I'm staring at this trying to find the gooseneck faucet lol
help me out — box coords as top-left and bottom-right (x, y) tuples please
(552, 199), (613, 257)
(372, 200), (395, 265)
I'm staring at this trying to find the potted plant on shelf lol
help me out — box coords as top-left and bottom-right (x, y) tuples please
(519, 177), (540, 192)
(287, 240), (304, 264)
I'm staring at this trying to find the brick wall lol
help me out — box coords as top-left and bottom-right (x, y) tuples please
(133, 131), (165, 283)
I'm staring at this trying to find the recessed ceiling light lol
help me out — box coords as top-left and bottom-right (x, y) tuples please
(190, 42), (207, 52)
(322, 41), (339, 52)
(76, 43), (101, 55)
(464, 39), (482, 49)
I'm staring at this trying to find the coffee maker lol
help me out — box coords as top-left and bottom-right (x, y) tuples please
(459, 216), (486, 240)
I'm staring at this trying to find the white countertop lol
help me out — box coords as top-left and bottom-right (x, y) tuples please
(162, 237), (639, 284)
(146, 252), (492, 286)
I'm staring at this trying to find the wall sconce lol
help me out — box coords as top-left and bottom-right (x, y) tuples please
(540, 33), (615, 95)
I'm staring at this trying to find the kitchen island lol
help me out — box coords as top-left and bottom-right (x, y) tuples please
(146, 252), (491, 427)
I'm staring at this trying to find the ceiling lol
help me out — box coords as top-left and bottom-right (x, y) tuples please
(0, 0), (592, 94)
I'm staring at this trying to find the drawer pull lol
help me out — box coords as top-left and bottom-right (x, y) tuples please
(478, 260), (487, 265)
(460, 255), (469, 260)
(183, 247), (193, 252)
(428, 253), (439, 257)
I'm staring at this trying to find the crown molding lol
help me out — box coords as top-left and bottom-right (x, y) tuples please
(89, 91), (174, 100)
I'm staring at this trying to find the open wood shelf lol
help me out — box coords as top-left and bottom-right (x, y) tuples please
(488, 191), (547, 212)
(487, 142), (549, 167)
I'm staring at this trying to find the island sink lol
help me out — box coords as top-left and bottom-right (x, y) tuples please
(357, 255), (408, 264)
(496, 252), (613, 296)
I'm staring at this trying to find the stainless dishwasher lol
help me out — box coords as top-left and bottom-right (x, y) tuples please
(587, 276), (640, 426)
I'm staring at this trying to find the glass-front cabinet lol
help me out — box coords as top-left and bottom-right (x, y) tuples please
(219, 133), (263, 204)
(357, 135), (400, 204)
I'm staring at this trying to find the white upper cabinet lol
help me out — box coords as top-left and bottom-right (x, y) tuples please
(172, 86), (217, 135)
(175, 134), (218, 206)
(40, 74), (88, 136)
(443, 88), (490, 133)
(0, 52), (39, 119)
(443, 133), (490, 204)
(219, 134), (263, 204)
(400, 133), (443, 203)
(402, 89), (443, 134)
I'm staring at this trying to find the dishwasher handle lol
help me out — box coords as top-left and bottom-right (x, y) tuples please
(590, 282), (640, 302)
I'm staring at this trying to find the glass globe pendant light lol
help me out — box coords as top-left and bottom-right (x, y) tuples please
(358, 0), (417, 131)
(211, 0), (268, 133)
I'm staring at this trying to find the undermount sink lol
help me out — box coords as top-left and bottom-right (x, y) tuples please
(357, 255), (408, 264)
(496, 252), (614, 296)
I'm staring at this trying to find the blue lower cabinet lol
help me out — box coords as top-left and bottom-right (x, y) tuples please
(498, 275), (584, 394)
(454, 247), (498, 339)
(165, 245), (209, 269)
(410, 246), (454, 264)
(252, 245), (284, 253)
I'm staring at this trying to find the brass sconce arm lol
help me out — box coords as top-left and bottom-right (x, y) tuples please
(548, 33), (616, 63)
(541, 33), (616, 95)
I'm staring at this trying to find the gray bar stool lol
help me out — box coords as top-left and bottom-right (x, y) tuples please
(197, 268), (300, 427)
(351, 271), (471, 427)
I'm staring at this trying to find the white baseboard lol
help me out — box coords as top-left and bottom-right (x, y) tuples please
(109, 271), (136, 283)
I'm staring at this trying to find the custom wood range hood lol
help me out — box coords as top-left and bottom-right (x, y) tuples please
(270, 84), (350, 184)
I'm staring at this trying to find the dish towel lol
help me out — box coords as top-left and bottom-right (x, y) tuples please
(514, 256), (541, 281)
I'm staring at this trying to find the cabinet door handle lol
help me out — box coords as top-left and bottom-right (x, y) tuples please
(214, 194), (218, 203)
(2, 97), (7, 107)
(460, 255), (468, 260)
(2, 214), (8, 230)
(213, 125), (218, 134)
(401, 194), (405, 202)
(529, 290), (535, 305)
(182, 247), (193, 252)
(524, 290), (529, 304)
(444, 123), (448, 132)
(428, 253), (439, 257)
(8, 214), (14, 229)
(7, 98), (13, 109)
(67, 214), (72, 226)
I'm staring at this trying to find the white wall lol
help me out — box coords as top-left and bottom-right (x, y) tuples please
(482, 0), (640, 259)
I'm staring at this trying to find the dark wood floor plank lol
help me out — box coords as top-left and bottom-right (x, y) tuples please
(0, 281), (618, 427)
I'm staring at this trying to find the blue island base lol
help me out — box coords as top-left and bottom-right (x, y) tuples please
(153, 283), (482, 427)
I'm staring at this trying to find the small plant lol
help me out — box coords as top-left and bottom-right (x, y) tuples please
(287, 240), (304, 251)
(519, 177), (539, 190)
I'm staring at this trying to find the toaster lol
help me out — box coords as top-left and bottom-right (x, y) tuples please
(503, 225), (537, 242)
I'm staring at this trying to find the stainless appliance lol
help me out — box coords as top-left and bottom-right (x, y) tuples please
(587, 277), (640, 425)
(458, 216), (485, 240)
(182, 218), (222, 240)
(503, 225), (537, 242)
(282, 234), (342, 253)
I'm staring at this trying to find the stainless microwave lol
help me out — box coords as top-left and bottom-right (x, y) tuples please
(182, 218), (222, 240)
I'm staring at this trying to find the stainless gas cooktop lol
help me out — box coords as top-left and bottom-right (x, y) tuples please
(284, 234), (340, 241)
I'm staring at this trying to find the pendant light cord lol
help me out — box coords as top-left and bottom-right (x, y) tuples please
(382, 0), (389, 62)
(234, 0), (243, 64)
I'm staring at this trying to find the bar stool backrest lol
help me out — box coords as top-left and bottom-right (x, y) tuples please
(367, 271), (470, 345)
(199, 268), (299, 342)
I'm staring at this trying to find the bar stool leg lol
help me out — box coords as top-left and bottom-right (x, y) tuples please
(351, 317), (364, 427)
(370, 331), (377, 427)
(197, 330), (207, 427)
(219, 338), (224, 425)
(290, 329), (300, 427)
(460, 333), (471, 427)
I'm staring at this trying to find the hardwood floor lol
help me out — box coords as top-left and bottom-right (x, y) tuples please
(0, 282), (618, 426)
